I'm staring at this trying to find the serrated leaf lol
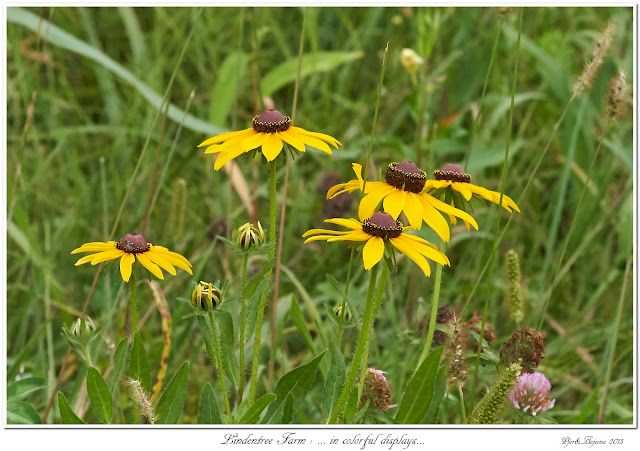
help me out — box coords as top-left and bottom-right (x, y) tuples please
(209, 52), (249, 126)
(323, 344), (345, 417)
(216, 310), (238, 387)
(280, 393), (294, 424)
(260, 51), (364, 97)
(239, 393), (276, 424)
(57, 392), (84, 424)
(87, 367), (113, 424)
(197, 382), (222, 424)
(129, 333), (150, 392)
(395, 347), (443, 424)
(7, 400), (41, 424)
(111, 338), (129, 396)
(155, 362), (189, 424)
(7, 377), (46, 402)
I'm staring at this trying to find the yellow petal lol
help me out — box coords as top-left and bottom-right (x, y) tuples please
(146, 252), (177, 276)
(418, 195), (451, 242)
(302, 228), (348, 237)
(326, 229), (371, 242)
(326, 182), (348, 199)
(198, 128), (255, 147)
(383, 188), (407, 220)
(362, 236), (384, 270)
(424, 194), (478, 230)
(424, 180), (451, 190)
(359, 184), (395, 220)
(390, 236), (432, 277)
(304, 235), (341, 243)
(90, 249), (126, 265)
(214, 144), (249, 170)
(298, 133), (332, 154)
(120, 253), (135, 282)
(401, 233), (439, 250)
(403, 193), (424, 230)
(71, 241), (116, 254)
(75, 254), (98, 266)
(452, 182), (473, 201)
(290, 126), (341, 147)
(261, 133), (284, 161)
(149, 248), (193, 273)
(203, 131), (256, 154)
(241, 131), (266, 152)
(396, 234), (449, 266)
(136, 253), (164, 280)
(352, 163), (363, 183)
(324, 218), (363, 230)
(279, 130), (305, 152)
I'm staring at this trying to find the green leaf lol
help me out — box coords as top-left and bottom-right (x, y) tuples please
(280, 393), (294, 424)
(209, 52), (249, 126)
(155, 362), (189, 424)
(111, 337), (130, 395)
(7, 377), (46, 402)
(260, 51), (364, 97)
(7, 400), (41, 424)
(129, 332), (150, 392)
(395, 347), (444, 424)
(57, 392), (84, 424)
(239, 393), (276, 424)
(422, 368), (448, 423)
(86, 367), (113, 424)
(216, 310), (238, 387)
(244, 258), (276, 299)
(274, 351), (326, 409)
(289, 294), (315, 354)
(6, 7), (225, 137)
(197, 382), (222, 424)
(323, 344), (345, 417)
(244, 278), (267, 343)
(343, 386), (359, 424)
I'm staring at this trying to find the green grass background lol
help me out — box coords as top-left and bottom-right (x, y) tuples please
(6, 6), (633, 424)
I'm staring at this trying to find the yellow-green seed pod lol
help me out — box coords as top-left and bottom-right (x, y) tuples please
(233, 222), (265, 251)
(191, 281), (222, 311)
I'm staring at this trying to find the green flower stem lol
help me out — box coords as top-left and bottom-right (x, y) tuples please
(357, 262), (389, 400)
(336, 248), (356, 345)
(458, 386), (467, 424)
(249, 160), (277, 404)
(419, 240), (447, 366)
(238, 253), (249, 408)
(208, 312), (232, 417)
(329, 263), (379, 424)
(130, 263), (138, 336)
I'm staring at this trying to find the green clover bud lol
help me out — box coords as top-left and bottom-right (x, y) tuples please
(191, 281), (222, 311)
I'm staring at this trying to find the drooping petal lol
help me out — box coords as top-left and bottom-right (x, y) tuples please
(389, 236), (432, 277)
(150, 246), (193, 272)
(395, 234), (449, 266)
(326, 229), (371, 242)
(214, 144), (251, 170)
(262, 133), (284, 161)
(302, 228), (349, 237)
(90, 249), (126, 265)
(241, 131), (266, 152)
(198, 128), (255, 147)
(402, 193), (424, 230)
(279, 130), (306, 152)
(204, 131), (256, 154)
(423, 180), (451, 190)
(362, 236), (384, 270)
(145, 252), (177, 276)
(383, 187), (408, 220)
(136, 252), (164, 280)
(298, 133), (332, 154)
(359, 184), (395, 220)
(401, 233), (439, 250)
(75, 254), (99, 266)
(304, 234), (348, 243)
(290, 126), (341, 148)
(418, 195), (451, 242)
(71, 241), (117, 254)
(452, 182), (473, 201)
(424, 194), (478, 230)
(119, 253), (135, 282)
(324, 218), (363, 230)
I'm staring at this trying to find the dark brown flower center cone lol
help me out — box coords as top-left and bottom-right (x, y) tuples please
(252, 109), (291, 133)
(385, 161), (426, 193)
(434, 163), (471, 183)
(200, 293), (217, 310)
(362, 212), (402, 239)
(117, 233), (150, 254)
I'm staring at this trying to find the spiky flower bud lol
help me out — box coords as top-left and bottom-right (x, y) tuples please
(505, 249), (525, 324)
(469, 362), (522, 424)
(604, 71), (628, 123)
(500, 327), (545, 373)
(62, 317), (100, 347)
(126, 377), (156, 424)
(509, 371), (555, 416)
(191, 281), (222, 311)
(573, 21), (615, 95)
(333, 302), (353, 325)
(233, 222), (265, 251)
(443, 313), (469, 390)
(359, 368), (397, 411)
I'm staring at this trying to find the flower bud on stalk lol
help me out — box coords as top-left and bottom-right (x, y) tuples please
(233, 222), (265, 251)
(62, 317), (101, 364)
(191, 281), (222, 311)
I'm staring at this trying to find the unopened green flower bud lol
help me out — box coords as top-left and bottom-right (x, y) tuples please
(334, 302), (353, 324)
(63, 317), (100, 347)
(233, 222), (265, 251)
(191, 281), (222, 311)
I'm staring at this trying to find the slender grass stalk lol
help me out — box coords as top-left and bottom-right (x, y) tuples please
(209, 312), (232, 417)
(249, 161), (277, 404)
(470, 7), (523, 412)
(598, 255), (632, 423)
(270, 7), (307, 378)
(329, 263), (379, 424)
(357, 262), (389, 400)
(130, 264), (138, 335)
(418, 240), (448, 365)
(463, 20), (502, 170)
(458, 386), (467, 424)
(238, 253), (249, 407)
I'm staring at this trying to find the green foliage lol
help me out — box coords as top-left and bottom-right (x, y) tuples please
(155, 362), (190, 424)
(86, 367), (113, 424)
(197, 382), (222, 424)
(396, 347), (444, 424)
(57, 392), (85, 424)
(129, 333), (151, 392)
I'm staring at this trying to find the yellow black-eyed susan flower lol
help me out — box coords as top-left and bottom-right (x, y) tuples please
(303, 212), (449, 277)
(198, 109), (341, 170)
(326, 162), (478, 241)
(72, 233), (192, 282)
